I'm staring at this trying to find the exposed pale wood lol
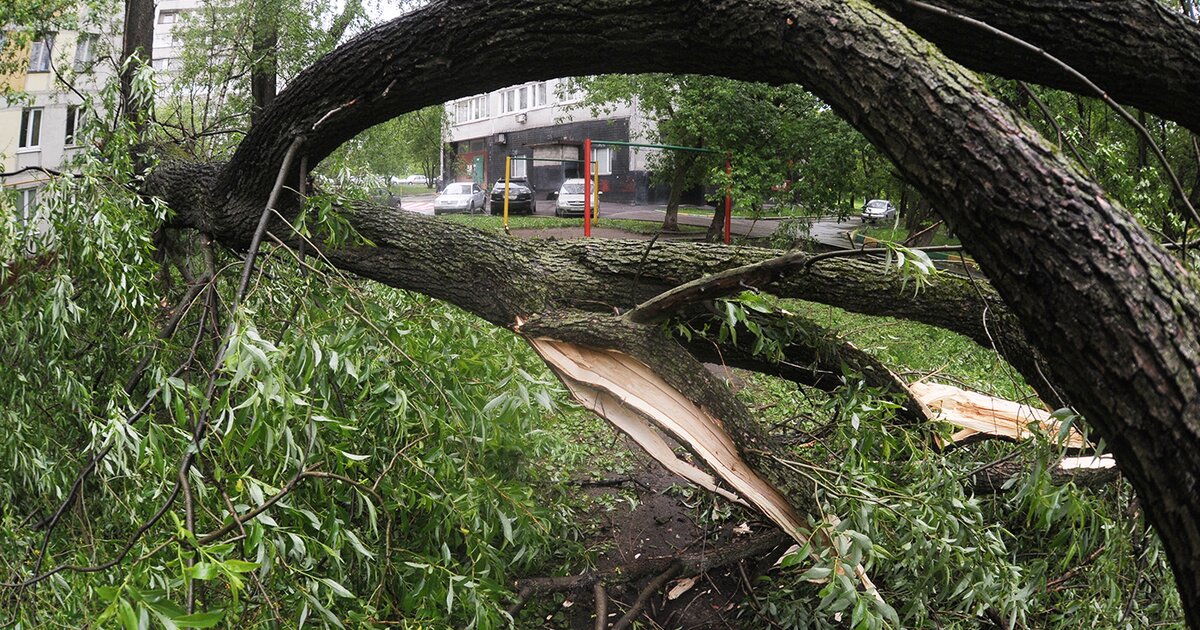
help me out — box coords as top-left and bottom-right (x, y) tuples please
(910, 381), (1088, 448)
(562, 380), (746, 505)
(527, 337), (806, 540)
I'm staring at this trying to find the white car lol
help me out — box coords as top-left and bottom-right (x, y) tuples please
(434, 182), (486, 215)
(554, 178), (588, 217)
(401, 174), (430, 185)
(860, 199), (897, 223)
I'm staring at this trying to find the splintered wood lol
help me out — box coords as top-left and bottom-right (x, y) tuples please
(525, 336), (883, 602)
(526, 337), (808, 542)
(909, 381), (1088, 449)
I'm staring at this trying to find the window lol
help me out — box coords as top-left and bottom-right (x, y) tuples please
(16, 187), (38, 226)
(470, 95), (487, 120)
(19, 108), (43, 149)
(28, 35), (54, 72)
(73, 33), (97, 71)
(151, 57), (180, 71)
(501, 83), (548, 113)
(452, 95), (489, 124)
(509, 156), (528, 178)
(591, 147), (613, 175)
(65, 106), (82, 145)
(158, 10), (180, 24)
(557, 79), (583, 104)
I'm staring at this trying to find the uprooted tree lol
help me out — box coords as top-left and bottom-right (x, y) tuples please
(6, 0), (1200, 625)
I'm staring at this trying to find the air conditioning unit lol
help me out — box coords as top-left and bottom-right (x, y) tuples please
(495, 133), (507, 144)
(516, 113), (527, 124)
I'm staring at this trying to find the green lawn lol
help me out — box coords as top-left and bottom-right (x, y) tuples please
(392, 183), (438, 195)
(440, 213), (707, 235)
(787, 299), (1034, 402)
(856, 224), (961, 246)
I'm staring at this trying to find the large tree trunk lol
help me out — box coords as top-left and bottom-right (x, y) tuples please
(871, 0), (1200, 134)
(144, 0), (1200, 622)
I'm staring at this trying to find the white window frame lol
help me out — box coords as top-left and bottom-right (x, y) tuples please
(591, 147), (613, 175)
(28, 35), (54, 72)
(510, 156), (528, 178)
(65, 105), (83, 145)
(452, 95), (489, 124)
(535, 82), (548, 107)
(158, 10), (180, 24)
(19, 108), (43, 150)
(73, 33), (97, 71)
(16, 187), (39, 227)
(556, 79), (584, 104)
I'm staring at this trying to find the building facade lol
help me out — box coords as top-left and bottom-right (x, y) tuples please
(445, 78), (659, 205)
(2, 1), (195, 233)
(1, 20), (118, 229)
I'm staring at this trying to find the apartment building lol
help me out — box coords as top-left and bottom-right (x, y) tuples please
(0, 0), (200, 229)
(151, 0), (200, 73)
(445, 78), (658, 204)
(1, 18), (119, 230)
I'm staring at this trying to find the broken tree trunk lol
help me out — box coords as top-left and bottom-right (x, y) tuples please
(142, 0), (1200, 621)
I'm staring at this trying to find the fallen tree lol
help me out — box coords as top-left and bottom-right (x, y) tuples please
(7, 0), (1200, 625)
(136, 0), (1200, 623)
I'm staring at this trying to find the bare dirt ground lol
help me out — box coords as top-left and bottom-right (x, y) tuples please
(516, 436), (788, 629)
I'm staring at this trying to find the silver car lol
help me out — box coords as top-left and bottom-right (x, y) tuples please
(434, 182), (486, 215)
(554, 178), (588, 217)
(860, 199), (897, 223)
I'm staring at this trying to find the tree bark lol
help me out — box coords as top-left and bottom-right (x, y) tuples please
(119, 0), (155, 130)
(661, 153), (695, 231)
(249, 0), (280, 122)
(871, 0), (1200, 134)
(143, 0), (1200, 622)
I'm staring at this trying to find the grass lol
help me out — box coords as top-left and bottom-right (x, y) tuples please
(392, 183), (437, 196)
(440, 213), (707, 235)
(856, 224), (961, 247)
(787, 299), (1035, 402)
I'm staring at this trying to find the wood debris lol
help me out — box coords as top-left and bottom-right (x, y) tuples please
(909, 381), (1088, 449)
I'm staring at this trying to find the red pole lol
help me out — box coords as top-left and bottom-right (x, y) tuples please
(583, 139), (592, 238)
(724, 156), (732, 245)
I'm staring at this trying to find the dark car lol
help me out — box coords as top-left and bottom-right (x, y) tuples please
(489, 178), (537, 215)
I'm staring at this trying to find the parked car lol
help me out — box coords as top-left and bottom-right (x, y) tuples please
(860, 199), (897, 222)
(401, 174), (430, 186)
(489, 178), (537, 215)
(370, 188), (403, 208)
(434, 182), (486, 215)
(554, 178), (588, 217)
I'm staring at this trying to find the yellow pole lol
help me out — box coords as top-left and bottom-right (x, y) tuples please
(503, 156), (511, 228)
(592, 162), (600, 221)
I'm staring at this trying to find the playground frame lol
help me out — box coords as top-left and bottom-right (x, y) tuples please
(499, 140), (733, 243)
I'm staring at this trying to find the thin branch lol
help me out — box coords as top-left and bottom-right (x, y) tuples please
(235, 136), (304, 307)
(1017, 82), (1094, 180)
(803, 245), (964, 271)
(612, 564), (680, 630)
(594, 582), (608, 630)
(0, 166), (70, 179)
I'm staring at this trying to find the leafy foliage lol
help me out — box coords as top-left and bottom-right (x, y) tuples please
(1, 97), (585, 629)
